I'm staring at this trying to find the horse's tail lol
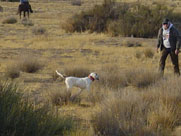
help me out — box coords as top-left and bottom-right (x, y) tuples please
(29, 4), (33, 13)
(17, 4), (22, 14)
(17, 4), (21, 14)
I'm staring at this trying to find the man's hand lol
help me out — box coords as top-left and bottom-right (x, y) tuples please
(175, 49), (179, 55)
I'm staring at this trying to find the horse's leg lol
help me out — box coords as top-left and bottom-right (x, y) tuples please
(18, 6), (21, 19)
(27, 11), (29, 18)
(17, 8), (19, 15)
(24, 11), (25, 18)
(19, 11), (21, 19)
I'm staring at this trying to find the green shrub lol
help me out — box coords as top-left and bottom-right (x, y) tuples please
(106, 21), (122, 36)
(63, 0), (181, 38)
(63, 0), (118, 33)
(0, 81), (74, 136)
(115, 4), (174, 38)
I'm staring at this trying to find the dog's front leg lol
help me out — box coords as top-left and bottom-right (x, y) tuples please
(70, 88), (82, 101)
(76, 88), (83, 97)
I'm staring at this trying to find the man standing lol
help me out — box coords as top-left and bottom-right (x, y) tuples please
(157, 18), (181, 76)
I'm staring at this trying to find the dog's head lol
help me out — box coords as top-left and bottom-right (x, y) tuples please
(89, 73), (99, 81)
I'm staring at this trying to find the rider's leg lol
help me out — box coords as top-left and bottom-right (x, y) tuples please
(26, 2), (33, 13)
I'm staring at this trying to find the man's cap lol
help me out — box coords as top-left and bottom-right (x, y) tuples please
(162, 18), (170, 24)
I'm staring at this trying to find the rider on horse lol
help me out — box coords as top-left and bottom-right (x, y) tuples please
(20, 0), (33, 13)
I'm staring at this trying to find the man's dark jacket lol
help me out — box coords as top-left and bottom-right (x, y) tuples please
(157, 26), (181, 51)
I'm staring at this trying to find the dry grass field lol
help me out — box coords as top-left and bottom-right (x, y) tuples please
(0, 0), (181, 135)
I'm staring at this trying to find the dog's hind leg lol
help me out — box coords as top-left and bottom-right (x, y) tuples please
(66, 86), (72, 100)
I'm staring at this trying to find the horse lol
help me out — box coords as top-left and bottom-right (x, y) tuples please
(18, 3), (33, 19)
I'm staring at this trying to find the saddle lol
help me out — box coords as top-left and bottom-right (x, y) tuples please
(19, 2), (33, 13)
(20, 2), (29, 7)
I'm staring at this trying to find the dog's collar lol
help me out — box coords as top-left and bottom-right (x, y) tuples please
(88, 76), (95, 81)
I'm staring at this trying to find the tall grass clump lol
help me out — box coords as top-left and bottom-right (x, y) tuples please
(0, 6), (3, 12)
(71, 0), (82, 6)
(173, 126), (181, 136)
(63, 0), (181, 38)
(135, 50), (142, 59)
(32, 26), (46, 35)
(0, 0), (19, 2)
(144, 48), (154, 58)
(98, 64), (127, 89)
(92, 76), (181, 136)
(22, 18), (34, 26)
(2, 16), (17, 24)
(5, 64), (20, 79)
(92, 91), (153, 136)
(63, 66), (90, 77)
(122, 40), (141, 47)
(18, 56), (43, 73)
(146, 77), (181, 133)
(124, 68), (160, 88)
(0, 81), (74, 136)
(50, 89), (72, 106)
(99, 66), (160, 89)
(86, 84), (109, 105)
(52, 70), (59, 81)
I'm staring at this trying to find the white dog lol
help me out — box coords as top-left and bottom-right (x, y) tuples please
(55, 70), (99, 99)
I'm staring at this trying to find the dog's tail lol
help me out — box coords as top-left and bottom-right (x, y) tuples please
(56, 70), (66, 79)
